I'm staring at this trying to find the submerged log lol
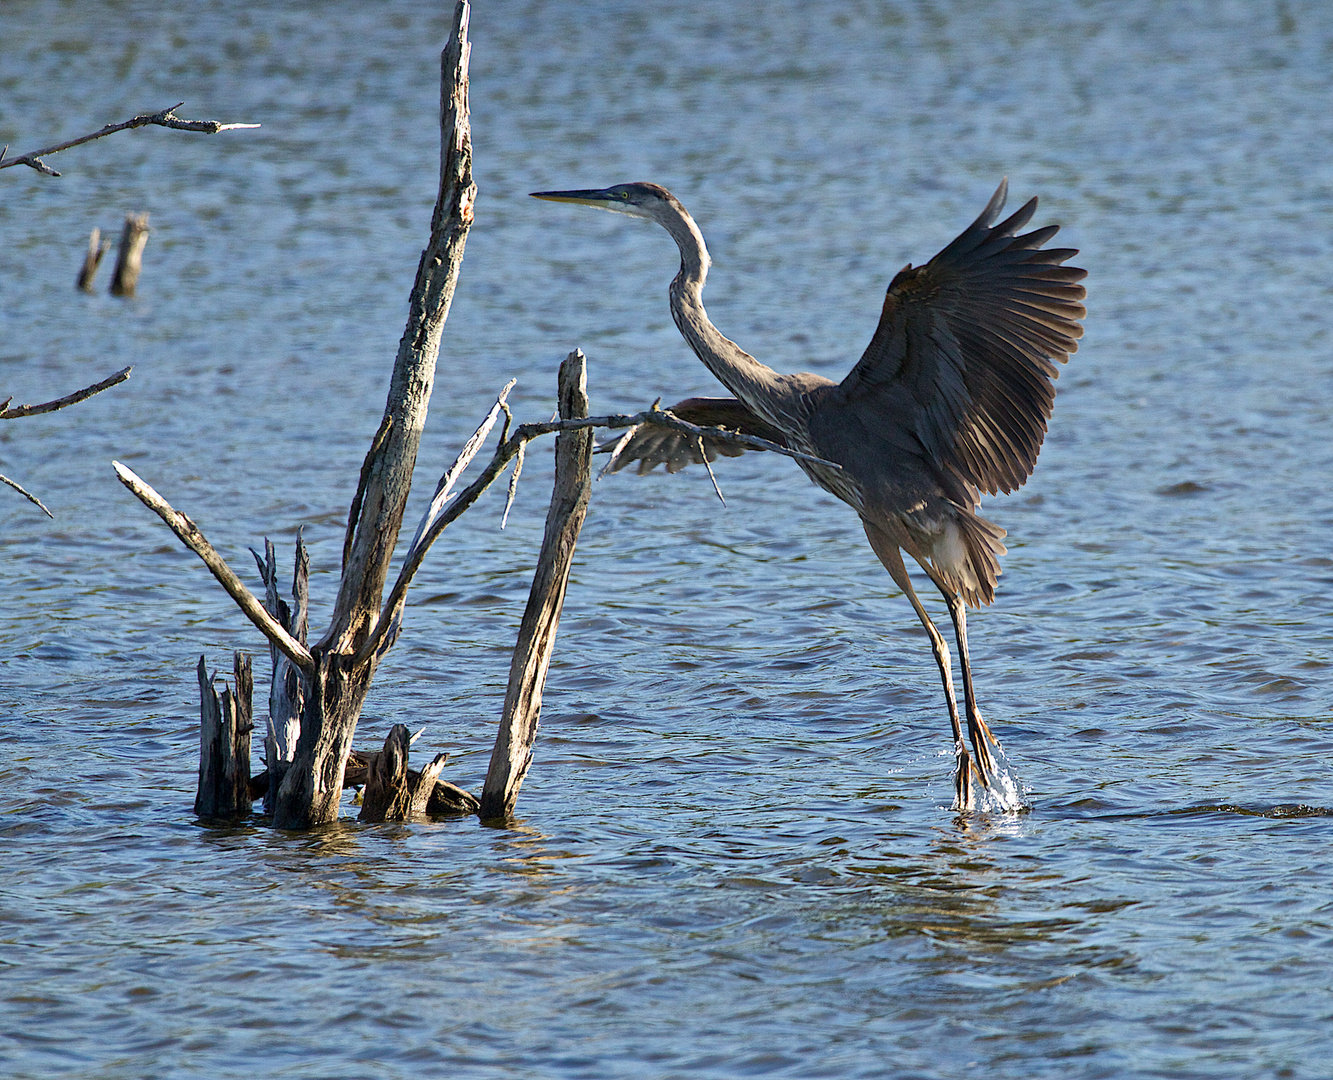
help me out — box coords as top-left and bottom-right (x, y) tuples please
(109, 212), (150, 296)
(195, 651), (254, 819)
(480, 350), (593, 819)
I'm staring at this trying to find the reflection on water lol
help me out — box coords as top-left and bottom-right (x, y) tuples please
(5, 0), (1333, 1076)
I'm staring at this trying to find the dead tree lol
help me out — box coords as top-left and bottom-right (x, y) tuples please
(114, 3), (843, 830)
(195, 652), (254, 819)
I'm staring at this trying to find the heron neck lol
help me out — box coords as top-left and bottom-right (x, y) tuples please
(663, 210), (780, 409)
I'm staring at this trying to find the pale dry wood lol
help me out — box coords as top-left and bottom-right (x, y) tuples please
(195, 652), (254, 820)
(480, 351), (594, 819)
(109, 213), (150, 296)
(353, 381), (837, 666)
(112, 462), (316, 678)
(0, 103), (259, 178)
(251, 537), (308, 813)
(272, 0), (475, 830)
(77, 227), (111, 291)
(0, 473), (53, 518)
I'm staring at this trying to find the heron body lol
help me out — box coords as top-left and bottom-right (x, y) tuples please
(532, 181), (1086, 808)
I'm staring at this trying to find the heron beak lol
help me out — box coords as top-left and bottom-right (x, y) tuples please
(529, 188), (622, 208)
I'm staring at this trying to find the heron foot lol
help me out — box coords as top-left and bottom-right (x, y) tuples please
(953, 745), (975, 811)
(966, 710), (998, 788)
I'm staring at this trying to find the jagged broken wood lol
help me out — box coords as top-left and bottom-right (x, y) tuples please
(357, 724), (450, 823)
(252, 536), (309, 814)
(195, 652), (254, 819)
(0, 103), (259, 178)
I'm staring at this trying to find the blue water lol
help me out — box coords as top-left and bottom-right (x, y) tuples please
(3, 1), (1333, 1076)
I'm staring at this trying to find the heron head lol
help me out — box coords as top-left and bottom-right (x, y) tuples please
(530, 182), (680, 223)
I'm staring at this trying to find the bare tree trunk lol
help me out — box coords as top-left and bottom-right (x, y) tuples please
(195, 652), (253, 819)
(481, 351), (593, 818)
(269, 3), (476, 829)
(109, 212), (150, 296)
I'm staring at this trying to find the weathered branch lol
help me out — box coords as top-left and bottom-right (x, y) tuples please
(1, 367), (131, 420)
(0, 473), (53, 517)
(0, 104), (259, 177)
(353, 389), (842, 664)
(112, 462), (317, 678)
(481, 351), (594, 818)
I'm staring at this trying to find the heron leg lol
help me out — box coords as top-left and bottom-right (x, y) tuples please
(863, 523), (975, 808)
(942, 590), (997, 785)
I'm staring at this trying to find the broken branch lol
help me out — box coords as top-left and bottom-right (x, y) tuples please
(112, 462), (317, 678)
(0, 104), (259, 177)
(1, 367), (132, 420)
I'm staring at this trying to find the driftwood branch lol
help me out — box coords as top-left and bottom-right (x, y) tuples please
(1, 367), (131, 420)
(112, 462), (317, 678)
(480, 351), (594, 818)
(357, 724), (449, 823)
(0, 104), (259, 178)
(0, 473), (53, 518)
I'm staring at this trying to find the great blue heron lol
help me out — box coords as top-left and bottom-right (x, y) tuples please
(531, 180), (1086, 808)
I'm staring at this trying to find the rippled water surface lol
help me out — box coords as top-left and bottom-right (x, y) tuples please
(4, 1), (1333, 1077)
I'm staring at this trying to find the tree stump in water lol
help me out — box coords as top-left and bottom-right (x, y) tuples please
(76, 227), (110, 292)
(195, 651), (253, 819)
(358, 724), (449, 822)
(109, 212), (149, 296)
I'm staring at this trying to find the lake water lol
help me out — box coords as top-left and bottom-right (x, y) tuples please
(3, 1), (1333, 1076)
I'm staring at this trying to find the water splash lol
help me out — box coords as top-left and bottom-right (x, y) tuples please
(955, 741), (1030, 815)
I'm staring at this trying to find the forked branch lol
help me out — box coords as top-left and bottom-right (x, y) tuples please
(0, 105), (259, 177)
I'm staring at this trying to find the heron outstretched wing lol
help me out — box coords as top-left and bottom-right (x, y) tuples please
(596, 396), (788, 474)
(826, 180), (1086, 496)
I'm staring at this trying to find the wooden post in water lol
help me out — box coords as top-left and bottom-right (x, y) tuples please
(195, 651), (254, 819)
(481, 350), (593, 819)
(76, 227), (110, 291)
(109, 212), (150, 296)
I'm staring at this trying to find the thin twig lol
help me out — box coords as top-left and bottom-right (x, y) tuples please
(0, 105), (259, 177)
(354, 392), (841, 666)
(112, 462), (317, 678)
(0, 473), (54, 517)
(501, 441), (524, 528)
(698, 436), (726, 505)
(597, 425), (639, 478)
(1, 367), (132, 419)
